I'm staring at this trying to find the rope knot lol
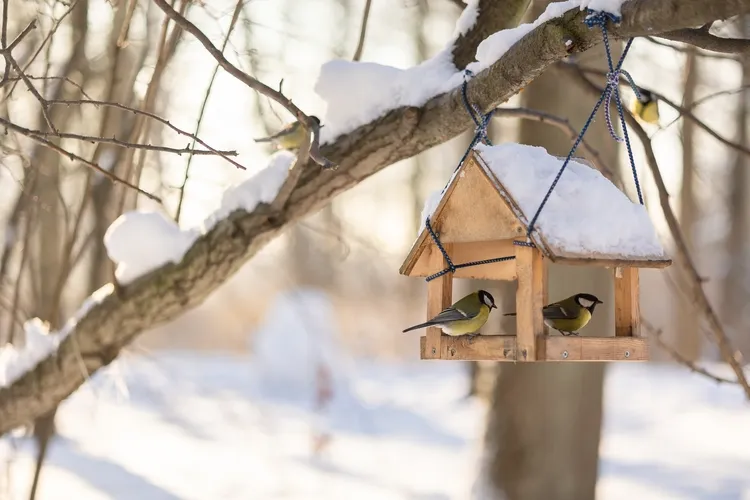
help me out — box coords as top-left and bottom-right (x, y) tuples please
(583, 9), (621, 28)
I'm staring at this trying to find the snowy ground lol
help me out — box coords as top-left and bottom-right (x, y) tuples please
(3, 353), (749, 500)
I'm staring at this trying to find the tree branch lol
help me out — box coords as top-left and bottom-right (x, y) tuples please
(150, 0), (335, 169)
(660, 29), (750, 55)
(565, 67), (750, 399)
(2, 0), (749, 435)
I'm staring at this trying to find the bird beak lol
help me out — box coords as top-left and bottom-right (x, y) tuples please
(491, 304), (497, 309)
(597, 299), (603, 304)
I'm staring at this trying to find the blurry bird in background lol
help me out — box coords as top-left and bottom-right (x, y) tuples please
(402, 290), (497, 341)
(631, 88), (660, 124)
(254, 115), (322, 150)
(504, 292), (603, 336)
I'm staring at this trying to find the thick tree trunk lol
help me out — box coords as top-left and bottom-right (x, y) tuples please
(476, 1), (619, 497)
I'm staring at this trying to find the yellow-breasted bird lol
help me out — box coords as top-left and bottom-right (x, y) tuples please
(504, 293), (603, 336)
(254, 116), (322, 150)
(631, 88), (660, 124)
(402, 290), (497, 339)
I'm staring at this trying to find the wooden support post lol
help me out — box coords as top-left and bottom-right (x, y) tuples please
(515, 242), (544, 361)
(614, 267), (640, 337)
(423, 246), (453, 359)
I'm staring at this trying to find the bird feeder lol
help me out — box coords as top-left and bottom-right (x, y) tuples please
(399, 143), (671, 362)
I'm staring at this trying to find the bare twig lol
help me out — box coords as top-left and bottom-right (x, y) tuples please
(644, 36), (740, 61)
(568, 68), (750, 400)
(1, 0), (9, 83)
(493, 106), (617, 181)
(48, 99), (245, 169)
(271, 125), (310, 212)
(660, 28), (750, 56)
(176, 0), (244, 222)
(643, 320), (741, 385)
(352, 0), (372, 62)
(0, 117), (161, 201)
(152, 0), (335, 169)
(572, 63), (750, 158)
(117, 0), (139, 47)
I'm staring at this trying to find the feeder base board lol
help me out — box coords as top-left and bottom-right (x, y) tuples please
(419, 334), (648, 361)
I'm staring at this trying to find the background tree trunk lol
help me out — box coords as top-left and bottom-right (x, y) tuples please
(673, 49), (702, 361)
(475, 1), (620, 497)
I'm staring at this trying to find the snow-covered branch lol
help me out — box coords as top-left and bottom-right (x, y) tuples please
(1, 0), (749, 435)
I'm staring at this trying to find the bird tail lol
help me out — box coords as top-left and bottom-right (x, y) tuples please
(253, 136), (275, 143)
(402, 320), (440, 333)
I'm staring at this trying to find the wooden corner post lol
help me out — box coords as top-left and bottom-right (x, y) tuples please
(614, 266), (640, 337)
(515, 242), (544, 361)
(423, 246), (453, 359)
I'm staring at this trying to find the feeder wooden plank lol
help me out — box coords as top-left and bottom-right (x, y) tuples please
(543, 336), (649, 361)
(423, 247), (453, 360)
(434, 155), (524, 244)
(614, 267), (640, 337)
(419, 335), (517, 361)
(548, 254), (672, 269)
(408, 240), (518, 281)
(418, 335), (648, 361)
(515, 243), (544, 361)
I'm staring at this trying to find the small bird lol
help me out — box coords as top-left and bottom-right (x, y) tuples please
(631, 88), (659, 124)
(253, 116), (322, 150)
(402, 290), (497, 340)
(504, 293), (603, 336)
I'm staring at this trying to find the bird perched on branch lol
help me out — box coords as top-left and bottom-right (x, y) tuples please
(504, 293), (603, 336)
(402, 290), (497, 340)
(254, 116), (322, 150)
(630, 88), (660, 124)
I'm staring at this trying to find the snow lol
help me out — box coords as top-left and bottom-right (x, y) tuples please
(104, 211), (199, 285)
(453, 0), (480, 37)
(471, 142), (665, 259)
(202, 150), (295, 231)
(3, 352), (749, 499)
(316, 0), (629, 143)
(0, 283), (113, 388)
(104, 151), (295, 286)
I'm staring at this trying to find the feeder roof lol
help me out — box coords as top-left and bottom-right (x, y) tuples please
(400, 143), (671, 276)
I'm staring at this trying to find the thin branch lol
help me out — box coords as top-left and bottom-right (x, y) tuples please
(177, 0), (244, 222)
(643, 320), (741, 385)
(0, 117), (161, 201)
(493, 106), (618, 181)
(3, 0), (749, 434)
(48, 99), (245, 169)
(151, 0), (335, 169)
(22, 127), (236, 156)
(568, 67), (750, 400)
(1, 0), (9, 83)
(660, 28), (750, 55)
(644, 36), (740, 61)
(117, 0), (139, 47)
(352, 0), (372, 62)
(572, 63), (750, 158)
(271, 126), (310, 212)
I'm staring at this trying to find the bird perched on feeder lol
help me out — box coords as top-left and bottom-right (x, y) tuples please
(253, 116), (322, 151)
(504, 293), (603, 336)
(402, 290), (497, 340)
(630, 88), (660, 125)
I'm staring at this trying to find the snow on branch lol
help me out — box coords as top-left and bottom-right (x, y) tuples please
(1, 0), (748, 435)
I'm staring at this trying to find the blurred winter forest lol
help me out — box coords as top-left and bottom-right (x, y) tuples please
(1, 0), (750, 498)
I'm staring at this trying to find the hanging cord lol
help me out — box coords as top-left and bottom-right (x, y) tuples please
(423, 72), (516, 282)
(525, 10), (645, 241)
(424, 218), (517, 281)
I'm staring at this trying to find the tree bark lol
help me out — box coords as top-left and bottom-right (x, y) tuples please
(1, 0), (748, 436)
(475, 1), (620, 497)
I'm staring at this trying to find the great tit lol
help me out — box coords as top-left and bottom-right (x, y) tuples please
(504, 293), (603, 336)
(254, 116), (322, 151)
(402, 290), (497, 339)
(631, 88), (660, 125)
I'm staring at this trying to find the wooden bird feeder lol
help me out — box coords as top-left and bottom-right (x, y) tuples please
(399, 144), (671, 362)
